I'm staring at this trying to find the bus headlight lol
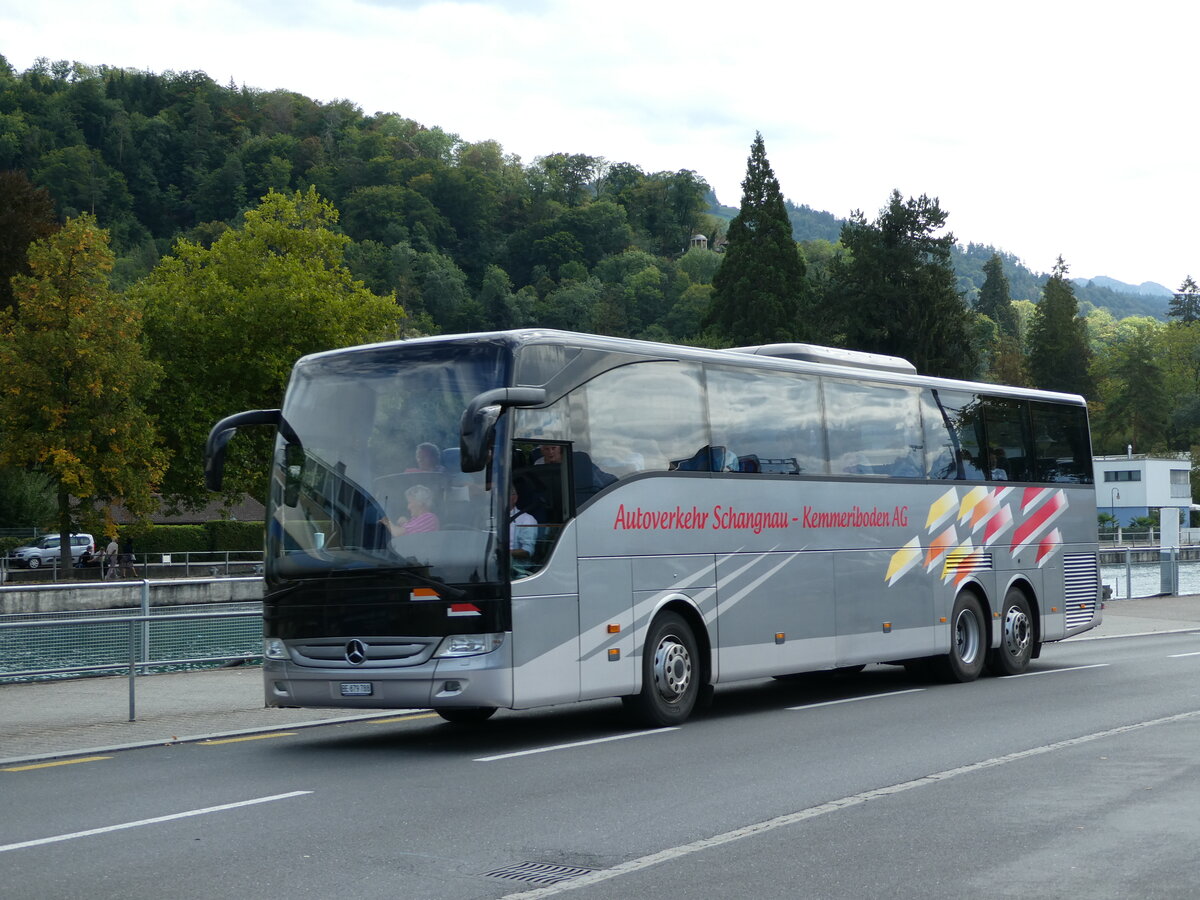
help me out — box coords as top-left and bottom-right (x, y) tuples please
(434, 633), (505, 658)
(263, 638), (290, 660)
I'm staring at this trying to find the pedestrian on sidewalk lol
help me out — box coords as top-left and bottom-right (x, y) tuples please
(103, 537), (119, 580)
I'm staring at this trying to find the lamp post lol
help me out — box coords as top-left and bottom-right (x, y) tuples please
(1111, 487), (1120, 528)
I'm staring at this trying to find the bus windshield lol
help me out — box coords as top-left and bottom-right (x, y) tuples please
(265, 340), (510, 585)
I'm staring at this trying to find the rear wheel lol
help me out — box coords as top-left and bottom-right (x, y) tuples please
(987, 588), (1034, 676)
(933, 591), (986, 683)
(623, 611), (700, 727)
(435, 706), (496, 725)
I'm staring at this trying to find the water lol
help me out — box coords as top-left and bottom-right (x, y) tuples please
(1101, 559), (1200, 599)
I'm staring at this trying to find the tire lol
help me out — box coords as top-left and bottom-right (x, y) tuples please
(932, 591), (987, 683)
(987, 588), (1034, 676)
(27, 557), (40, 570)
(623, 611), (700, 727)
(435, 706), (497, 725)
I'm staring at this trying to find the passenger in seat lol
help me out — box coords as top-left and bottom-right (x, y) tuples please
(380, 484), (440, 536)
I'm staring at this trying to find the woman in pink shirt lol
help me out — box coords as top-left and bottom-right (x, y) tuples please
(380, 484), (439, 536)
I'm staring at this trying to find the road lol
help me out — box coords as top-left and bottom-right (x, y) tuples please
(3, 630), (1200, 899)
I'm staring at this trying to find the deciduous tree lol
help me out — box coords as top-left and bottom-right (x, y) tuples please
(133, 188), (407, 507)
(0, 215), (165, 564)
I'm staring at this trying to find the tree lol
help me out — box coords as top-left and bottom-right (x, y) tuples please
(1027, 257), (1092, 396)
(827, 190), (977, 378)
(705, 133), (806, 345)
(1091, 319), (1169, 453)
(976, 253), (1018, 337)
(0, 215), (166, 564)
(0, 170), (58, 314)
(133, 188), (407, 507)
(1169, 275), (1200, 323)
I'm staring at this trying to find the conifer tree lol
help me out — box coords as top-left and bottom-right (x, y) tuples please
(1169, 275), (1200, 323)
(1027, 257), (1092, 396)
(827, 190), (977, 378)
(976, 253), (1018, 337)
(705, 133), (806, 345)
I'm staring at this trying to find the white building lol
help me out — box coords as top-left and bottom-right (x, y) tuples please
(1093, 452), (1193, 526)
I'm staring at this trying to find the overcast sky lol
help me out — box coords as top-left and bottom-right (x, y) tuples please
(4, 0), (1197, 289)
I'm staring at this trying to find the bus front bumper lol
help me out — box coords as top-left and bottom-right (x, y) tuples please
(263, 644), (514, 710)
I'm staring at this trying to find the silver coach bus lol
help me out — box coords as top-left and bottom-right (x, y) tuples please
(205, 329), (1100, 726)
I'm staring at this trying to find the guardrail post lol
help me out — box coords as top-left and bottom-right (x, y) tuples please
(128, 619), (138, 722)
(141, 579), (151, 664)
(1124, 547), (1132, 599)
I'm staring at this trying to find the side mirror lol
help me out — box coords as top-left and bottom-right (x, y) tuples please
(205, 409), (295, 491)
(459, 388), (547, 473)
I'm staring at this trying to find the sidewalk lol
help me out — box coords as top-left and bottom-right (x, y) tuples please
(3, 595), (1199, 766)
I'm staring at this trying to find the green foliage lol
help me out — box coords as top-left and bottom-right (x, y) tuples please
(0, 170), (58, 314)
(0, 467), (56, 528)
(113, 521), (264, 553)
(1027, 257), (1092, 396)
(976, 254), (1018, 337)
(706, 133), (807, 345)
(826, 190), (978, 378)
(205, 520), (265, 551)
(132, 188), (407, 507)
(0, 214), (166, 566)
(1090, 319), (1169, 453)
(125, 524), (208, 554)
(1169, 276), (1200, 323)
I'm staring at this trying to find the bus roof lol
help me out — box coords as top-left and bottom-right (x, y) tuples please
(296, 328), (1089, 408)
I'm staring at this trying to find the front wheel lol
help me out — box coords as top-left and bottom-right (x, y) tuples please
(435, 706), (496, 725)
(26, 557), (41, 570)
(623, 611), (700, 727)
(987, 588), (1034, 676)
(933, 591), (987, 683)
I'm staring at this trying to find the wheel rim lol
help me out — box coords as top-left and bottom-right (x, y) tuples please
(652, 633), (692, 704)
(1003, 604), (1031, 658)
(954, 607), (981, 665)
(27, 557), (40, 569)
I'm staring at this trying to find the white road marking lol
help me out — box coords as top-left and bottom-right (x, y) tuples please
(501, 708), (1200, 898)
(475, 728), (679, 762)
(786, 688), (925, 711)
(0, 791), (312, 854)
(1168, 651), (1200, 658)
(1007, 663), (1109, 678)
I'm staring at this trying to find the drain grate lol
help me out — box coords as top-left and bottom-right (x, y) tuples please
(483, 862), (596, 885)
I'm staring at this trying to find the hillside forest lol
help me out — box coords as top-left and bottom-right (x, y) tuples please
(2, 56), (1199, 538)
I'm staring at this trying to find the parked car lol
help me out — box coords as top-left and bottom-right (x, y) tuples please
(9, 533), (96, 569)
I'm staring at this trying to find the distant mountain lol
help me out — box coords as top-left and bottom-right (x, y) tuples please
(1076, 276), (1172, 298)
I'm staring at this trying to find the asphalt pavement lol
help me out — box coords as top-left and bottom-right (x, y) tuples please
(3, 594), (1199, 767)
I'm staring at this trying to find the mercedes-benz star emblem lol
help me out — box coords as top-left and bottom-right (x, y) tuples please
(345, 639), (368, 665)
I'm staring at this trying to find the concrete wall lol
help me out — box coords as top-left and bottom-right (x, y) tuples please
(0, 577), (263, 615)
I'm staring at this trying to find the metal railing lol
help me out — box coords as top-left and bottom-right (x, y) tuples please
(0, 580), (262, 721)
(0, 550), (264, 583)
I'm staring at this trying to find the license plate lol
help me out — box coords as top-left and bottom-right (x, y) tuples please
(340, 682), (373, 697)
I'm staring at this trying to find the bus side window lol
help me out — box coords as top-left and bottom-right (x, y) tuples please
(824, 380), (922, 478)
(570, 361), (708, 487)
(707, 365), (825, 475)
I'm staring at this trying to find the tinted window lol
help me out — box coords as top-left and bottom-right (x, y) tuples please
(1030, 402), (1093, 483)
(980, 396), (1032, 482)
(824, 379), (924, 478)
(571, 361), (708, 483)
(706, 365), (824, 475)
(924, 389), (986, 480)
